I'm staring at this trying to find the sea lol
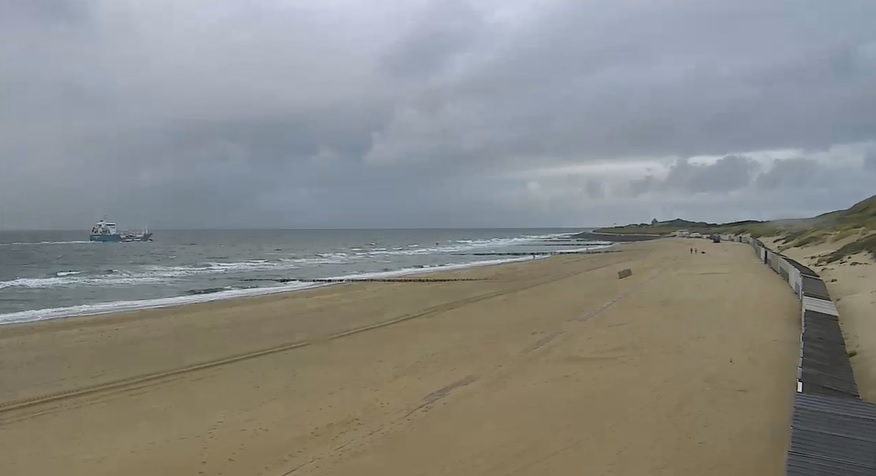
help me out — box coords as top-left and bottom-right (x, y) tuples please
(0, 229), (606, 325)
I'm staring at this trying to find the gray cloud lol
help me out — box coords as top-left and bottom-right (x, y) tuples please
(584, 179), (605, 200)
(865, 151), (876, 173)
(751, 157), (876, 212)
(753, 159), (823, 190)
(2, 0), (876, 229)
(380, 0), (484, 79)
(367, 0), (876, 168)
(619, 155), (876, 221)
(629, 156), (759, 196)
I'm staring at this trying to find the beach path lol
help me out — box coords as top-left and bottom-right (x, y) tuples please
(0, 240), (799, 475)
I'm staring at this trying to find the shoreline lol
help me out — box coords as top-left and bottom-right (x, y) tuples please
(0, 238), (800, 475)
(0, 247), (614, 327)
(0, 256), (535, 326)
(0, 230), (592, 325)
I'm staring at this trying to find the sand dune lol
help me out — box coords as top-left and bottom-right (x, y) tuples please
(0, 240), (799, 475)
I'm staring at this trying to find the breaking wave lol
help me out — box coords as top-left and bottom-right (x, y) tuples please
(0, 255), (546, 325)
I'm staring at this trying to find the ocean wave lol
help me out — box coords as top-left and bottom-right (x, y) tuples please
(0, 233), (584, 291)
(0, 256), (341, 290)
(0, 271), (174, 290)
(0, 277), (71, 290)
(554, 244), (613, 253)
(0, 256), (542, 325)
(0, 233), (585, 292)
(54, 270), (82, 277)
(327, 255), (540, 280)
(361, 233), (569, 257)
(279, 253), (352, 266)
(0, 281), (322, 325)
(183, 286), (234, 295)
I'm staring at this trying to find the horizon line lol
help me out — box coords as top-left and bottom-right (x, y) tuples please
(0, 226), (597, 232)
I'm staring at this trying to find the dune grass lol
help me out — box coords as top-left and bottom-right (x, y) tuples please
(819, 233), (876, 264)
(831, 227), (865, 243)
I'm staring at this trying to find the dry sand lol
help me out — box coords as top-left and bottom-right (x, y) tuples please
(764, 236), (876, 402)
(0, 239), (800, 475)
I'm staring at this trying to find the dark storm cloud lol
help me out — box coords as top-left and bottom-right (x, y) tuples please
(2, 0), (876, 229)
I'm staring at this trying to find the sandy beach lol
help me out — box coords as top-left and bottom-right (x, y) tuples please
(0, 239), (800, 475)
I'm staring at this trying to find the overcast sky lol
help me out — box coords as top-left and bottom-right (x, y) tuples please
(2, 0), (876, 229)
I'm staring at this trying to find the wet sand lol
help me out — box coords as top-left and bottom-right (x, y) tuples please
(0, 239), (800, 475)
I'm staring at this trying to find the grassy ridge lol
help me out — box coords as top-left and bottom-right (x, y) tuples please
(820, 233), (876, 263)
(593, 219), (781, 238)
(592, 194), (876, 261)
(789, 194), (876, 262)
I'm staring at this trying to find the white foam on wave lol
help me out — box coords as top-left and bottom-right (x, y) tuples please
(0, 233), (586, 292)
(0, 277), (70, 290)
(0, 259), (310, 290)
(55, 271), (83, 277)
(554, 244), (614, 253)
(0, 233), (585, 292)
(365, 232), (572, 257)
(0, 281), (324, 325)
(0, 272), (183, 290)
(329, 255), (541, 281)
(0, 256), (543, 325)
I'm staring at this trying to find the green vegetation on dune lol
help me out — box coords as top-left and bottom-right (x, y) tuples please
(811, 194), (876, 230)
(804, 194), (876, 261)
(591, 225), (678, 236)
(591, 193), (876, 261)
(593, 218), (779, 237)
(819, 233), (876, 263)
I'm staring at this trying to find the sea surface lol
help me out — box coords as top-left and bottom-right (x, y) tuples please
(0, 229), (604, 325)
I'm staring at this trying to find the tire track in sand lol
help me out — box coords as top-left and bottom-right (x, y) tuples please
(0, 256), (630, 421)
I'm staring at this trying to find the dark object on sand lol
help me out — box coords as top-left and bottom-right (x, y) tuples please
(618, 268), (632, 279)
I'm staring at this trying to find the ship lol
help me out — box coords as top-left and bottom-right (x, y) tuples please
(89, 219), (153, 242)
